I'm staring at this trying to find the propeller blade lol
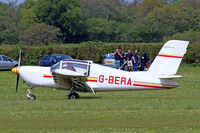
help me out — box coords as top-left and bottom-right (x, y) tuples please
(18, 49), (21, 67)
(16, 74), (19, 93)
(16, 49), (21, 93)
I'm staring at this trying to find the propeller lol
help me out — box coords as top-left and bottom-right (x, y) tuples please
(16, 49), (21, 93)
(16, 74), (19, 93)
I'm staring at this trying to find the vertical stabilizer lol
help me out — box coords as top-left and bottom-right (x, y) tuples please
(148, 40), (189, 76)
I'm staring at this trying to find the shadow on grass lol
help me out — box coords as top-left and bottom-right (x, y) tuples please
(38, 96), (101, 100)
(80, 96), (101, 100)
(0, 69), (11, 71)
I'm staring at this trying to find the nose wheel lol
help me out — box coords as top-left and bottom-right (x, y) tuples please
(28, 94), (36, 100)
(27, 88), (36, 100)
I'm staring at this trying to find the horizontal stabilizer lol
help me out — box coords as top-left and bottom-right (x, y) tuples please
(159, 75), (182, 79)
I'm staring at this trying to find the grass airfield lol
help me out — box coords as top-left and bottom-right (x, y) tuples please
(0, 66), (200, 133)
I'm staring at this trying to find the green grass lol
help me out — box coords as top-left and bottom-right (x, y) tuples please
(0, 66), (200, 133)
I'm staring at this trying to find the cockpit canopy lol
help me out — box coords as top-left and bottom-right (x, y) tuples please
(51, 59), (92, 76)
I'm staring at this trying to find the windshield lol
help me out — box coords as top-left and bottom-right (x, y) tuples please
(62, 62), (88, 76)
(50, 60), (91, 76)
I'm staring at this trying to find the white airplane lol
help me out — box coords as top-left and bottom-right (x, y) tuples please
(12, 40), (189, 100)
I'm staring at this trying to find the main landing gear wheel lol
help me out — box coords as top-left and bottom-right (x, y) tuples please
(27, 88), (36, 100)
(68, 92), (79, 99)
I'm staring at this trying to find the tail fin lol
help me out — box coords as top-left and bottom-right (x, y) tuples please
(148, 40), (189, 76)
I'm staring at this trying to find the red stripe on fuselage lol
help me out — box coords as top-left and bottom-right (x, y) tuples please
(133, 83), (178, 89)
(43, 75), (53, 78)
(157, 54), (183, 59)
(88, 80), (98, 82)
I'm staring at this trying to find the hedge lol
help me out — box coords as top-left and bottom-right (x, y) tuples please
(0, 42), (199, 66)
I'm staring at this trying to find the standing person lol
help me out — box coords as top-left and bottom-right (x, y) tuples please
(119, 48), (125, 70)
(133, 50), (139, 71)
(114, 49), (121, 69)
(127, 49), (135, 71)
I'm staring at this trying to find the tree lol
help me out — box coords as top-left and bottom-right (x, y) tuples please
(19, 23), (61, 45)
(132, 3), (200, 42)
(19, 9), (38, 30)
(86, 18), (117, 42)
(80, 0), (136, 22)
(181, 0), (200, 9)
(33, 0), (82, 43)
(0, 1), (20, 44)
(164, 30), (200, 43)
(136, 0), (164, 17)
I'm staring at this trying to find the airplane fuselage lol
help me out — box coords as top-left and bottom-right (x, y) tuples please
(19, 63), (179, 92)
(12, 40), (189, 99)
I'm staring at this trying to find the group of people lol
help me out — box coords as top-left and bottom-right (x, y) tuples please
(114, 48), (139, 71)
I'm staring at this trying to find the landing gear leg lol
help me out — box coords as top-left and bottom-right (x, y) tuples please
(68, 87), (79, 99)
(27, 87), (36, 100)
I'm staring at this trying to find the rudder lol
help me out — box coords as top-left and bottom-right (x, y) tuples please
(148, 40), (189, 76)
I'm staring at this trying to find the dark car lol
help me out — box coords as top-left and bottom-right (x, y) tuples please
(0, 55), (18, 70)
(39, 54), (73, 66)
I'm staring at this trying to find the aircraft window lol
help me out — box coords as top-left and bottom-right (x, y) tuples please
(50, 62), (60, 72)
(62, 62), (88, 75)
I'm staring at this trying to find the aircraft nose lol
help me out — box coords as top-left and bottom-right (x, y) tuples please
(12, 67), (20, 74)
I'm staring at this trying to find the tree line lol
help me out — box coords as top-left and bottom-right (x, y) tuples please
(0, 42), (199, 65)
(0, 0), (200, 45)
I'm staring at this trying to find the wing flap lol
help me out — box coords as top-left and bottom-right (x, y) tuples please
(52, 69), (95, 93)
(52, 69), (87, 89)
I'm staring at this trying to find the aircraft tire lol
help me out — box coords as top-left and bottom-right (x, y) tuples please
(68, 93), (79, 99)
(28, 94), (36, 100)
(74, 93), (80, 99)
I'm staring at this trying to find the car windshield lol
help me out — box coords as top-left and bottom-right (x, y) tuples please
(104, 54), (115, 59)
(50, 62), (60, 72)
(62, 60), (89, 76)
(43, 56), (50, 60)
(55, 55), (72, 62)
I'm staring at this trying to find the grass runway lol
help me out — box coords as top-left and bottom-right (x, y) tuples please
(0, 66), (200, 132)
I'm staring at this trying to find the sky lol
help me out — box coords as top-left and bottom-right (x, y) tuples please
(0, 0), (134, 6)
(0, 0), (134, 4)
(0, 0), (25, 5)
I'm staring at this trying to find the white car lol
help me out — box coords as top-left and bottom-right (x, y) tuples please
(0, 55), (18, 70)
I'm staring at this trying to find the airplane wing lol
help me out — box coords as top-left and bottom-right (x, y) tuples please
(52, 69), (93, 93)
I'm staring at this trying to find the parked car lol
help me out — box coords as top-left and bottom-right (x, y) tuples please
(103, 53), (115, 68)
(39, 54), (73, 66)
(0, 55), (18, 70)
